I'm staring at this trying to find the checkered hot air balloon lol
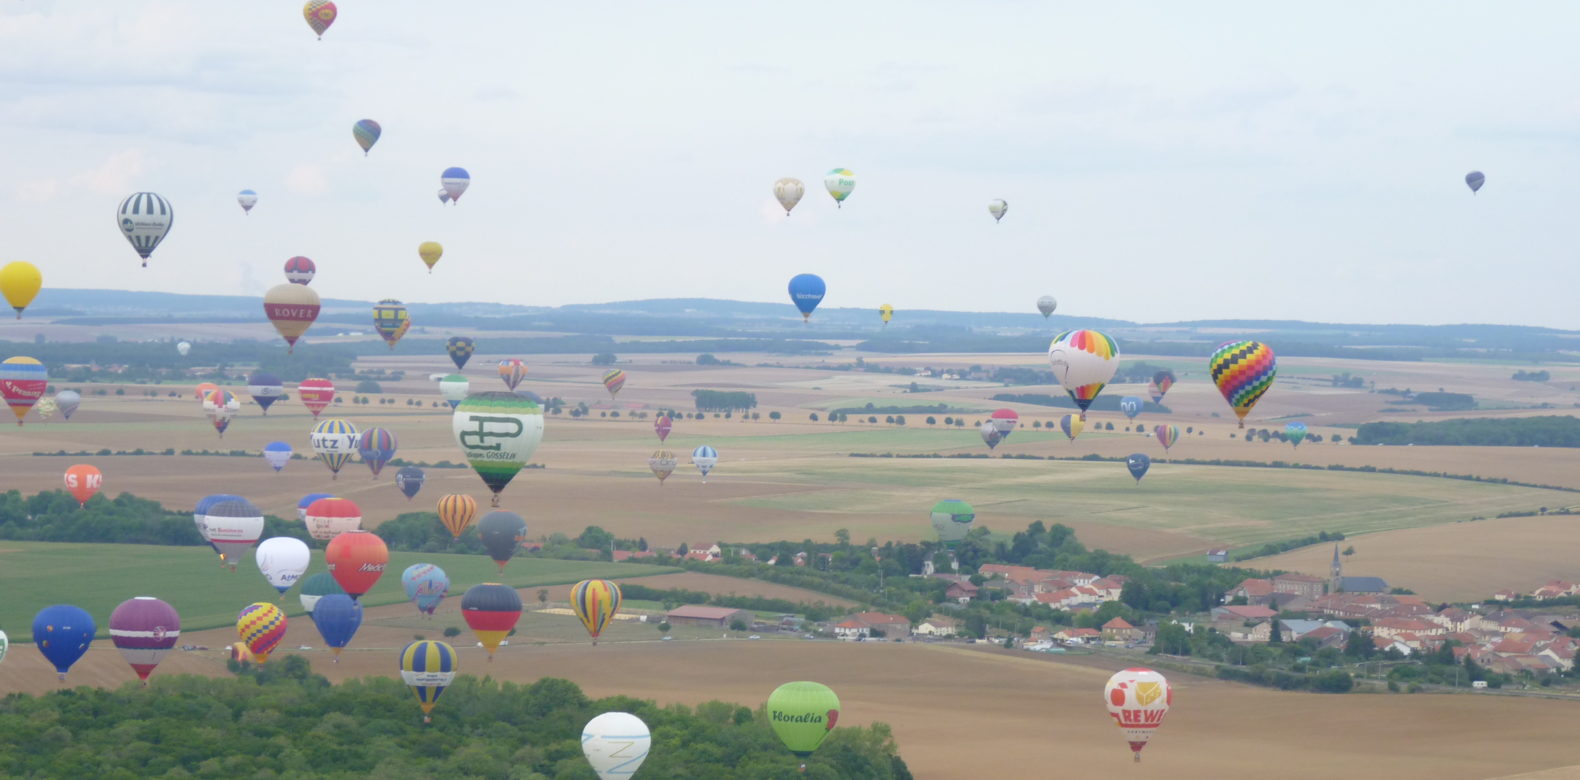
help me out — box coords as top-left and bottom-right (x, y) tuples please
(446, 337), (475, 371)
(1208, 341), (1276, 428)
(235, 602), (287, 663)
(372, 299), (409, 350)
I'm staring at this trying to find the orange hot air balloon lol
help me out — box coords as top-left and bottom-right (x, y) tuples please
(436, 494), (478, 540)
(193, 382), (219, 402)
(63, 464), (102, 507)
(325, 530), (389, 600)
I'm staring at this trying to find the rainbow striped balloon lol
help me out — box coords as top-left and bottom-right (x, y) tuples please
(570, 579), (623, 644)
(1154, 424), (1180, 452)
(1209, 341), (1276, 428)
(235, 602), (287, 664)
(1047, 330), (1120, 416)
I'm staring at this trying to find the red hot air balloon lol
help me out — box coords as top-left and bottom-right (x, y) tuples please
(325, 530), (389, 600)
(653, 414), (673, 443)
(63, 464), (103, 506)
(297, 378), (335, 419)
(109, 597), (181, 684)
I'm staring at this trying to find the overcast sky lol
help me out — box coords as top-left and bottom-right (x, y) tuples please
(2, 2), (1577, 327)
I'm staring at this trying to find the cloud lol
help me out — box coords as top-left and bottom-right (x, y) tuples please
(285, 164), (330, 195)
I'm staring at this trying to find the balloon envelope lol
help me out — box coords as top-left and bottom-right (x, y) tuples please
(1105, 668), (1172, 760)
(439, 374), (470, 409)
(395, 466), (426, 499)
(441, 167), (471, 202)
(357, 427), (399, 477)
(297, 378), (335, 418)
(109, 597), (180, 681)
(979, 421), (1001, 450)
(304, 0), (336, 38)
(247, 371), (285, 414)
(1466, 170), (1485, 193)
(418, 241), (443, 271)
(1126, 453), (1151, 482)
(437, 494), (478, 539)
(930, 499), (975, 546)
(0, 356), (48, 425)
(263, 284), (321, 352)
(691, 445), (718, 479)
(1119, 397), (1143, 419)
(263, 441), (293, 472)
(1036, 295), (1057, 318)
(353, 119), (381, 154)
(299, 571), (345, 615)
(0, 261), (42, 318)
(1060, 414), (1084, 441)
(602, 369), (626, 398)
(63, 464), (102, 506)
(497, 359), (528, 391)
(402, 563), (450, 615)
(570, 579), (622, 642)
(205, 498), (264, 569)
(117, 192), (173, 265)
(478, 511), (526, 571)
(236, 602), (286, 663)
(255, 537), (311, 594)
(1154, 425), (1179, 451)
(452, 393), (544, 504)
(649, 449), (678, 483)
(653, 414), (672, 443)
(988, 199), (1007, 222)
(372, 299), (409, 349)
(1209, 341), (1276, 427)
(55, 390), (80, 420)
(305, 495), (363, 541)
(447, 337), (475, 371)
(767, 681), (841, 757)
(297, 492), (335, 524)
(311, 594), (363, 655)
(1286, 421), (1308, 447)
(324, 530), (388, 598)
(284, 256), (316, 285)
(237, 189), (257, 213)
(401, 640), (458, 718)
(582, 712), (651, 779)
(1048, 330), (1120, 416)
(823, 168), (855, 206)
(33, 604), (95, 679)
(462, 583), (522, 657)
(773, 178), (804, 215)
(989, 408), (1018, 437)
(787, 274), (826, 321)
(311, 418), (359, 478)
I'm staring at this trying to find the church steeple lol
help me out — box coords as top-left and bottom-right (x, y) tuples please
(1329, 544), (1342, 594)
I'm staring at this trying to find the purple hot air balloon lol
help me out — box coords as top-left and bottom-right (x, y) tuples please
(109, 596), (181, 684)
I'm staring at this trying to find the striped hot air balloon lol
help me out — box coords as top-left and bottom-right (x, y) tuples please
(0, 356), (48, 425)
(310, 418), (358, 479)
(400, 640), (458, 722)
(236, 602), (287, 663)
(692, 445), (718, 482)
(357, 427), (398, 478)
(1154, 425), (1180, 453)
(116, 192), (173, 266)
(497, 359), (527, 391)
(436, 494), (478, 539)
(601, 369), (626, 398)
(1048, 330), (1120, 419)
(1059, 413), (1084, 441)
(570, 579), (622, 644)
(353, 119), (381, 155)
(372, 299), (409, 350)
(109, 597), (180, 683)
(1208, 341), (1276, 428)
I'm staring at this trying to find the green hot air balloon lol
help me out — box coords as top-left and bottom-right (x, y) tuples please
(452, 392), (544, 507)
(930, 499), (976, 548)
(768, 681), (841, 762)
(298, 571), (346, 615)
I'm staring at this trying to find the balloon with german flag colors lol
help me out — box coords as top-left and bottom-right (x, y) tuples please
(461, 583), (521, 660)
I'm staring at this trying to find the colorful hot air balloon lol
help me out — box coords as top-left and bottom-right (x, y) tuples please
(1105, 668), (1172, 762)
(447, 337), (475, 371)
(990, 408), (1019, 438)
(601, 369), (626, 398)
(773, 177), (805, 215)
(402, 564), (450, 616)
(439, 374), (469, 409)
(1148, 370), (1176, 405)
(263, 441), (293, 472)
(33, 605), (95, 681)
(401, 640), (459, 722)
(653, 414), (673, 443)
(311, 594), (362, 659)
(1119, 397), (1143, 419)
(33, 396), (56, 421)
(930, 499), (976, 547)
(396, 466), (426, 500)
(1154, 424), (1179, 452)
(1048, 329), (1120, 419)
(478, 511), (526, 572)
(304, 0), (337, 39)
(108, 597), (179, 683)
(570, 579), (622, 645)
(988, 199), (1008, 222)
(1036, 295), (1057, 318)
(453, 393), (543, 506)
(787, 274), (826, 322)
(192, 382), (218, 403)
(1209, 341), (1276, 428)
(1466, 171), (1485, 194)
(879, 304), (893, 326)
(649, 449), (678, 484)
(0, 356), (47, 425)
(437, 494), (478, 539)
(1127, 453), (1151, 482)
(263, 284), (321, 352)
(203, 388), (240, 437)
(0, 261), (42, 319)
(63, 464), (102, 506)
(823, 168), (855, 207)
(418, 242), (443, 273)
(441, 167), (471, 202)
(247, 371), (285, 414)
(357, 427), (398, 478)
(1060, 413), (1084, 441)
(352, 119), (381, 155)
(117, 192), (173, 266)
(297, 378), (335, 418)
(205, 497), (265, 569)
(373, 299), (409, 349)
(979, 421), (1001, 450)
(54, 389), (80, 420)
(306, 497), (362, 541)
(691, 445), (718, 483)
(497, 359), (527, 391)
(256, 537), (311, 595)
(462, 583), (521, 659)
(284, 256), (316, 285)
(296, 492), (334, 523)
(298, 571), (345, 615)
(582, 712), (652, 779)
(236, 602), (287, 664)
(1286, 421), (1309, 447)
(767, 682), (841, 761)
(311, 418), (359, 479)
(325, 530), (389, 600)
(237, 189), (257, 214)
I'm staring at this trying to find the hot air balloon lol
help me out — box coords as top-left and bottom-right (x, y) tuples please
(1286, 421), (1308, 447)
(236, 602), (286, 663)
(447, 337), (475, 370)
(311, 418), (358, 479)
(1209, 340), (1276, 428)
(401, 640), (459, 722)
(193, 382), (219, 403)
(325, 530), (388, 599)
(453, 392), (543, 506)
(601, 369), (626, 398)
(418, 242), (443, 272)
(33, 605), (95, 681)
(263, 284), (321, 352)
(879, 304), (893, 326)
(194, 493), (240, 561)
(1119, 397), (1143, 420)
(352, 119), (381, 155)
(979, 421), (1001, 450)
(1126, 453), (1151, 483)
(570, 579), (622, 645)
(930, 499), (975, 548)
(441, 167), (470, 202)
(1105, 668), (1172, 762)
(653, 414), (673, 443)
(304, 0), (336, 38)
(583, 712), (652, 779)
(34, 397), (56, 421)
(0, 261), (42, 319)
(311, 594), (362, 659)
(768, 681), (840, 764)
(437, 494), (478, 539)
(437, 189), (450, 204)
(206, 498), (264, 570)
(255, 537), (311, 596)
(63, 464), (102, 506)
(396, 466), (425, 500)
(787, 273), (826, 322)
(0, 629), (7, 666)
(402, 564), (450, 616)
(497, 359), (527, 391)
(462, 583), (521, 660)
(203, 388), (240, 437)
(478, 511), (526, 572)
(174, 340), (191, 357)
(296, 492), (334, 523)
(55, 390), (80, 420)
(284, 256), (316, 285)
(988, 199), (1008, 222)
(1048, 329), (1120, 419)
(773, 177), (805, 215)
(236, 189), (257, 214)
(117, 192), (173, 267)
(1148, 370), (1176, 405)
(1036, 295), (1057, 318)
(649, 449), (678, 484)
(1060, 413), (1084, 441)
(357, 427), (398, 478)
(306, 497), (362, 542)
(297, 378), (335, 418)
(299, 571), (344, 614)
(823, 168), (855, 207)
(439, 374), (469, 409)
(263, 441), (293, 473)
(990, 408), (1018, 438)
(1466, 171), (1485, 194)
(107, 597), (181, 683)
(1154, 424), (1179, 452)
(246, 371), (285, 414)
(1, 356), (47, 425)
(373, 299), (409, 349)
(692, 445), (718, 483)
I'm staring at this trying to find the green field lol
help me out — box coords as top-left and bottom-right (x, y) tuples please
(0, 542), (674, 641)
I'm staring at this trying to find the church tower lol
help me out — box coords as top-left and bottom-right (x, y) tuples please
(1329, 544), (1342, 594)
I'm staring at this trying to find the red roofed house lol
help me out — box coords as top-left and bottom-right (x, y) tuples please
(1372, 618), (1443, 641)
(1101, 617), (1143, 644)
(1226, 578), (1275, 606)
(834, 620), (871, 640)
(978, 564), (1045, 583)
(1055, 627), (1102, 645)
(1212, 605), (1278, 621)
(946, 580), (979, 604)
(665, 605), (751, 628)
(612, 550), (657, 562)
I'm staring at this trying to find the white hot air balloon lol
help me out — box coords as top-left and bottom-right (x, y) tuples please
(203, 499), (264, 570)
(237, 189), (258, 214)
(773, 178), (805, 216)
(255, 537), (311, 594)
(438, 374), (470, 409)
(177, 341), (191, 357)
(823, 168), (855, 207)
(1104, 668), (1172, 762)
(437, 189), (451, 204)
(1036, 295), (1057, 319)
(117, 192), (174, 267)
(582, 712), (651, 780)
(55, 390), (81, 420)
(988, 199), (1008, 222)
(691, 445), (718, 483)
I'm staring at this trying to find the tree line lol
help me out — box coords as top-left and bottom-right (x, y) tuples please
(1355, 416), (1580, 447)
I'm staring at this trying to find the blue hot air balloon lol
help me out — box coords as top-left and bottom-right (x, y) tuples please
(441, 167), (471, 203)
(1285, 421), (1309, 447)
(32, 604), (95, 681)
(297, 492), (335, 524)
(1126, 453), (1151, 483)
(263, 441), (293, 473)
(312, 593), (363, 659)
(401, 563), (450, 616)
(787, 274), (826, 322)
(395, 466), (425, 500)
(1119, 397), (1143, 420)
(1465, 171), (1485, 194)
(247, 371), (285, 414)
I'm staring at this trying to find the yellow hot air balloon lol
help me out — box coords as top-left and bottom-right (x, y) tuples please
(0, 261), (42, 319)
(418, 242), (443, 273)
(437, 494), (478, 539)
(262, 284), (321, 353)
(570, 579), (622, 645)
(878, 304), (893, 326)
